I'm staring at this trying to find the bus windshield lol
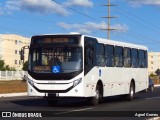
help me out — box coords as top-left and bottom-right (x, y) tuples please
(28, 46), (82, 73)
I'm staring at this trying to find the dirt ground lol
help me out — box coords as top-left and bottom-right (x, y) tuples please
(0, 80), (27, 94)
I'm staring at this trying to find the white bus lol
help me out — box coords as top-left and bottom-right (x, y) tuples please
(21, 33), (148, 106)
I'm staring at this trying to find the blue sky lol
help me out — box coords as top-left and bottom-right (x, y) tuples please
(0, 0), (160, 52)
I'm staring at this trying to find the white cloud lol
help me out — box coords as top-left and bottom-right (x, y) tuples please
(78, 29), (92, 34)
(5, 0), (69, 16)
(58, 22), (128, 34)
(64, 0), (93, 7)
(111, 24), (129, 33)
(128, 0), (160, 7)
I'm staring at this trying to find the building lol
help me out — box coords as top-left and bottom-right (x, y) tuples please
(148, 52), (160, 75)
(0, 34), (30, 70)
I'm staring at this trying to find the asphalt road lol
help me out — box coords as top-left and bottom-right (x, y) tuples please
(0, 87), (160, 120)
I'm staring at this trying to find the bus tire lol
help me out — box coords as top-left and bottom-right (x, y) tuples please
(127, 82), (135, 101)
(90, 85), (100, 106)
(47, 99), (58, 106)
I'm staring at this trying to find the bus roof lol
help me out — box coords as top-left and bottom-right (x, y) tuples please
(82, 35), (148, 50)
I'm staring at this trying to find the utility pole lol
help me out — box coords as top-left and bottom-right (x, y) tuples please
(101, 0), (117, 40)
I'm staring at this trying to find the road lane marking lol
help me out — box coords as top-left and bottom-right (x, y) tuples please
(146, 96), (160, 100)
(55, 107), (93, 115)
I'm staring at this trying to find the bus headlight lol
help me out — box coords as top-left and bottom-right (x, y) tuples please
(73, 78), (82, 87)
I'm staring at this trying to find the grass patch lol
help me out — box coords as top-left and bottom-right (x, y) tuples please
(0, 80), (27, 94)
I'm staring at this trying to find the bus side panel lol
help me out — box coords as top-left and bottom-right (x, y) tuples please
(84, 67), (148, 97)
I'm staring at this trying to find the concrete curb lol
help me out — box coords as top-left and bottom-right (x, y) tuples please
(154, 84), (160, 87)
(0, 92), (27, 98)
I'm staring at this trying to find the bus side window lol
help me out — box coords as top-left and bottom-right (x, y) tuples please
(124, 47), (131, 67)
(85, 41), (94, 66)
(131, 48), (138, 68)
(84, 37), (97, 75)
(145, 50), (148, 68)
(96, 43), (105, 67)
(115, 46), (123, 67)
(105, 45), (114, 67)
(138, 50), (145, 68)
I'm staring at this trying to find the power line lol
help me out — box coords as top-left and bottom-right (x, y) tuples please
(117, 6), (160, 34)
(0, 14), (57, 24)
(113, 5), (160, 49)
(52, 0), (98, 21)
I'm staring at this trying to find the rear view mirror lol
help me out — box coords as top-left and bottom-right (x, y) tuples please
(20, 46), (29, 63)
(20, 50), (24, 61)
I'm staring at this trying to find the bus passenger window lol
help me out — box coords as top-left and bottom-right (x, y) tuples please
(131, 49), (138, 68)
(145, 51), (148, 68)
(84, 37), (96, 75)
(105, 45), (114, 67)
(96, 44), (105, 67)
(85, 41), (94, 66)
(115, 46), (123, 67)
(124, 48), (131, 67)
(139, 50), (145, 68)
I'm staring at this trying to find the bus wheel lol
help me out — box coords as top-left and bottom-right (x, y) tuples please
(127, 82), (135, 101)
(90, 85), (100, 106)
(47, 99), (58, 106)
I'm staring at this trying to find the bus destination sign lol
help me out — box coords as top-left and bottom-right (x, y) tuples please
(44, 38), (69, 43)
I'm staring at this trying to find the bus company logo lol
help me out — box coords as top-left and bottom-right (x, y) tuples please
(1, 112), (42, 118)
(52, 66), (60, 73)
(2, 112), (11, 117)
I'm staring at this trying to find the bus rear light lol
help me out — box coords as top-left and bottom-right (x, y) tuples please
(73, 78), (82, 87)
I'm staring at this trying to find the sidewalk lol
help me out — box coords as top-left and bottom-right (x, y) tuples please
(0, 92), (27, 98)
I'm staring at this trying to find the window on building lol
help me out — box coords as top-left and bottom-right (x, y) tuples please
(19, 60), (21, 65)
(15, 40), (18, 45)
(151, 61), (153, 64)
(15, 60), (17, 64)
(15, 50), (18, 54)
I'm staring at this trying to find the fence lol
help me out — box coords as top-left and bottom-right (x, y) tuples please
(0, 71), (27, 81)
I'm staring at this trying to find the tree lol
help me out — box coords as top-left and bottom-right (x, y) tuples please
(0, 59), (16, 71)
(5, 65), (16, 71)
(22, 61), (28, 71)
(0, 60), (5, 70)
